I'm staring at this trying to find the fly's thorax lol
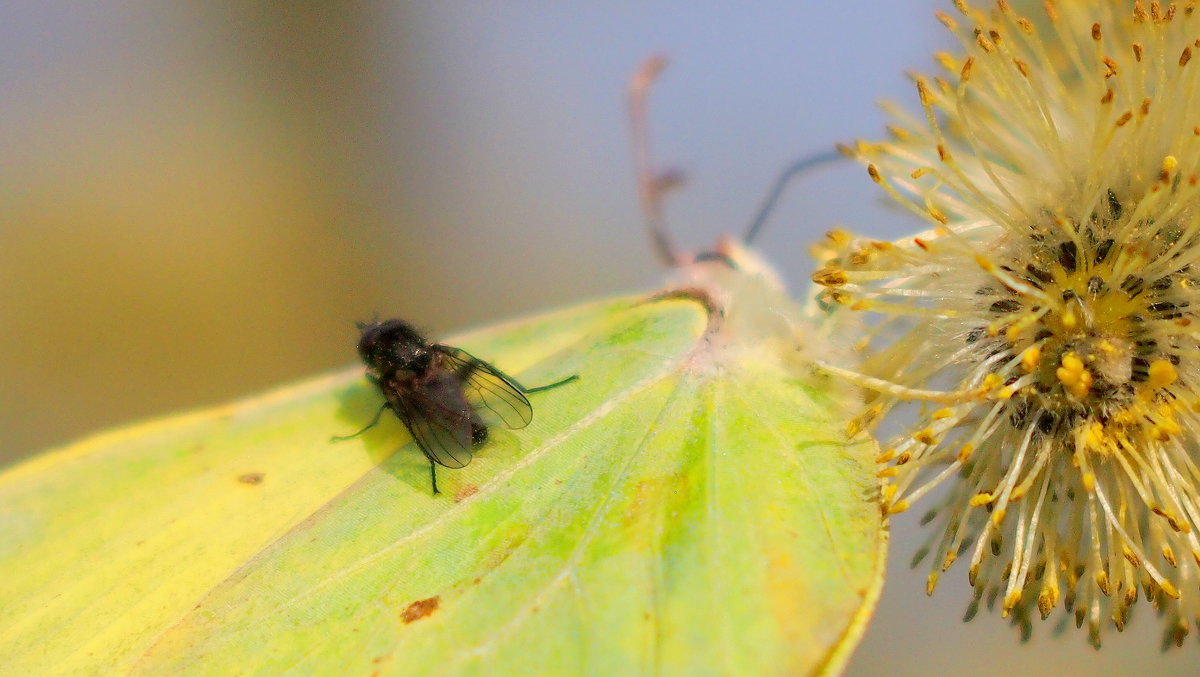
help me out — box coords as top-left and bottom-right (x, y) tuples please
(356, 319), (433, 377)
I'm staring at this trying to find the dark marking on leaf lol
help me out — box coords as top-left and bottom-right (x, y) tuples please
(401, 597), (440, 623)
(238, 472), (265, 485)
(453, 484), (479, 503)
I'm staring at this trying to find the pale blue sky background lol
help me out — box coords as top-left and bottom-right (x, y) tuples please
(1, 2), (1194, 674)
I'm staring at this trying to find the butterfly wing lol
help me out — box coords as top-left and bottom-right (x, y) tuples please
(436, 347), (533, 429)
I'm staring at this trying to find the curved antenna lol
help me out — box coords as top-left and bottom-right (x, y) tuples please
(629, 54), (686, 267)
(742, 149), (846, 245)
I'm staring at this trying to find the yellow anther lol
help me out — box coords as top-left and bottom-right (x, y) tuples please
(941, 551), (957, 570)
(825, 228), (852, 245)
(1022, 346), (1041, 371)
(1038, 585), (1059, 618)
(812, 267), (848, 286)
(916, 78), (934, 105)
(1056, 352), (1093, 399)
(1164, 546), (1178, 567)
(1161, 580), (1182, 599)
(934, 52), (957, 70)
(1123, 545), (1141, 568)
(1002, 590), (1022, 615)
(1148, 359), (1178, 389)
(846, 418), (864, 438)
(957, 443), (975, 463)
(1085, 423), (1107, 452)
(1082, 472), (1096, 492)
(981, 373), (1003, 391)
(991, 507), (1007, 526)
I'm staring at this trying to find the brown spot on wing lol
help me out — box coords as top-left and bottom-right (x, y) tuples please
(401, 596), (440, 623)
(453, 484), (479, 502)
(237, 472), (265, 485)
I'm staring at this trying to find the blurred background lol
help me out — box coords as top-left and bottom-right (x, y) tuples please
(1, 1), (1194, 674)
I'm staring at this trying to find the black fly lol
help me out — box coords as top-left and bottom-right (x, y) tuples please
(334, 319), (577, 494)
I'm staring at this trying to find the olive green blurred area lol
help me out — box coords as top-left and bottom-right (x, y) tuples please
(0, 2), (935, 468)
(1, 3), (630, 466)
(2, 5), (378, 463)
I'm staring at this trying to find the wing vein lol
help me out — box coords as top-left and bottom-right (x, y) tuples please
(450, 374), (697, 666)
(265, 359), (688, 616)
(724, 384), (861, 586)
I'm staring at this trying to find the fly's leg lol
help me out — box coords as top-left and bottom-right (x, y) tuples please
(429, 460), (440, 495)
(331, 403), (389, 442)
(522, 374), (579, 394)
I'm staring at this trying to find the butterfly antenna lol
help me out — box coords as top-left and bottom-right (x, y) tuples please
(742, 148), (847, 245)
(629, 54), (687, 267)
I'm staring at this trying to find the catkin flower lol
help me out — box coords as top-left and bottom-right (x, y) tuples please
(814, 0), (1200, 647)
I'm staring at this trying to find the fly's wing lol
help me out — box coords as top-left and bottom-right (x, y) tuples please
(383, 378), (476, 469)
(436, 347), (533, 429)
